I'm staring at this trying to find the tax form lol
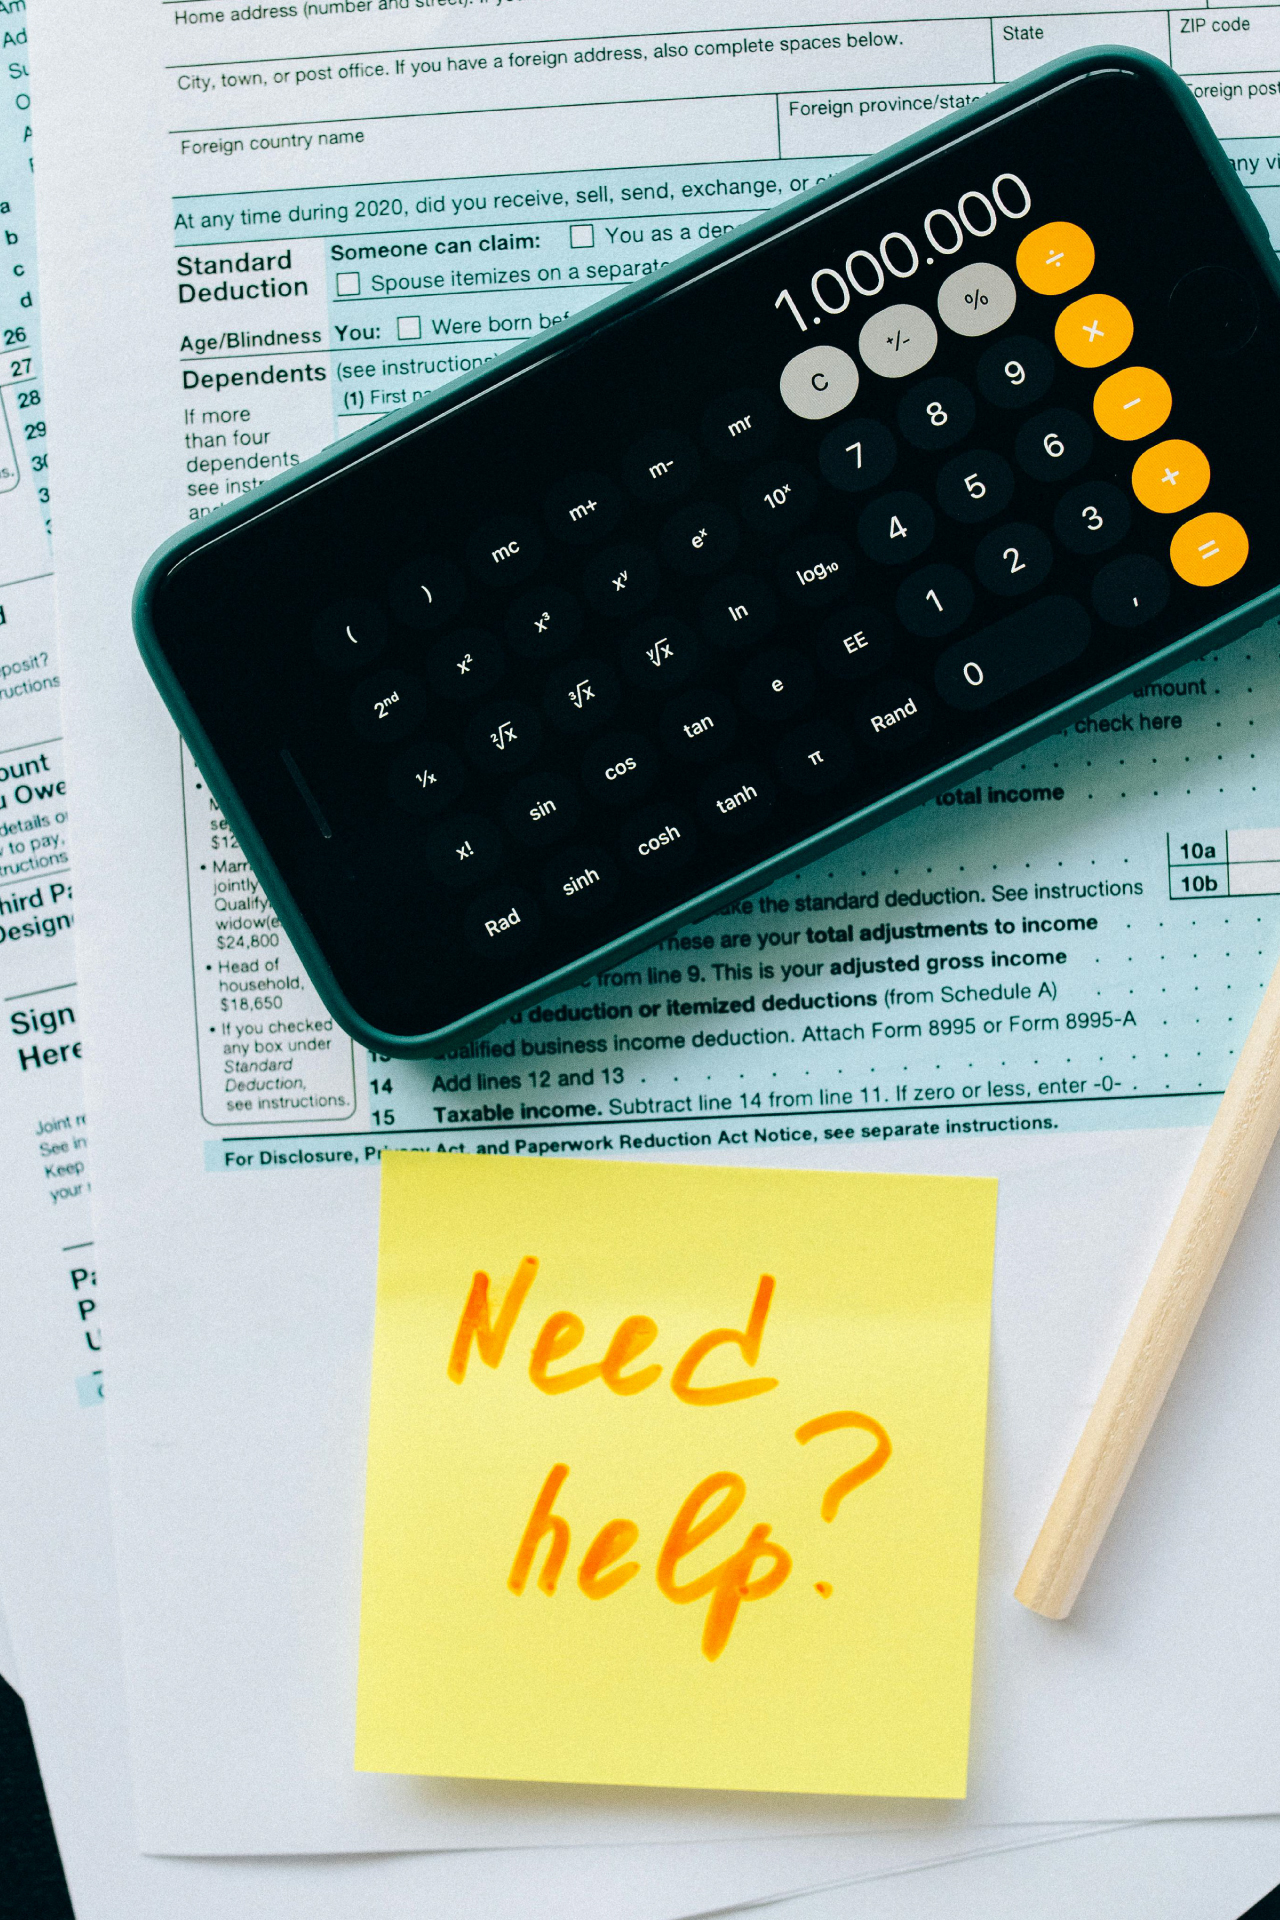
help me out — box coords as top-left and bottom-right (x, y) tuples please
(0, 4), (1128, 1901)
(29, 0), (1280, 1856)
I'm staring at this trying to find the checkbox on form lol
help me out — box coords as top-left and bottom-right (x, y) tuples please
(335, 271), (360, 297)
(397, 315), (422, 341)
(569, 224), (594, 249)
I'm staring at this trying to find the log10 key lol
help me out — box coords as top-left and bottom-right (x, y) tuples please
(135, 51), (1280, 1056)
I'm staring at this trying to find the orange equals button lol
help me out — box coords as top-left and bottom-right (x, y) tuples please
(1170, 512), (1248, 587)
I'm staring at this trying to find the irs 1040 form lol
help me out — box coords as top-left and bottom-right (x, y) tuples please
(147, 3), (1280, 1156)
(28, 0), (1280, 1858)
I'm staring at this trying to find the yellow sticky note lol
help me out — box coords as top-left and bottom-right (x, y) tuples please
(356, 1155), (997, 1799)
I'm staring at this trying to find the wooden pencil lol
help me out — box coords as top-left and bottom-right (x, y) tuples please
(1015, 947), (1280, 1619)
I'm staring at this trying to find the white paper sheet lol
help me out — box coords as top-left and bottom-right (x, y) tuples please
(30, 0), (1280, 1859)
(747, 1818), (1280, 1920)
(0, 1012), (1108, 1918)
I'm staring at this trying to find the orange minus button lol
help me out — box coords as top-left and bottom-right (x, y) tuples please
(1094, 365), (1172, 441)
(1170, 512), (1248, 587)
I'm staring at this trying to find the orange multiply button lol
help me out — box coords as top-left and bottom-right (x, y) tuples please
(1131, 439), (1210, 513)
(1093, 365), (1172, 440)
(1054, 293), (1133, 369)
(1016, 221), (1095, 296)
(1170, 512), (1248, 586)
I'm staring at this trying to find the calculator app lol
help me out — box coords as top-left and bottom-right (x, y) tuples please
(146, 60), (1280, 1049)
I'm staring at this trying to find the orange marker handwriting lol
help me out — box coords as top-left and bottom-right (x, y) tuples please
(449, 1259), (777, 1406)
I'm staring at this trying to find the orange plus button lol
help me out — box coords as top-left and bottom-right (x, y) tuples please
(1054, 293), (1133, 368)
(1170, 512), (1248, 587)
(1093, 365), (1172, 441)
(1016, 221), (1095, 296)
(1131, 439), (1210, 514)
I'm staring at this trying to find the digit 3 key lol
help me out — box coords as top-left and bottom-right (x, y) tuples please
(136, 52), (1280, 1054)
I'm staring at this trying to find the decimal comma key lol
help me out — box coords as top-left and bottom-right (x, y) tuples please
(934, 595), (1090, 710)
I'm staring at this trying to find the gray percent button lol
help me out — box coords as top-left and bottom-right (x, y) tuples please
(937, 261), (1017, 338)
(778, 344), (860, 419)
(858, 303), (938, 379)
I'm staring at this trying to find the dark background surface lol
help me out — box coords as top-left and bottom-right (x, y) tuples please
(3, 1666), (1280, 1920)
(0, 1677), (73, 1920)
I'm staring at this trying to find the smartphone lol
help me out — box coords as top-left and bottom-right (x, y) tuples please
(135, 50), (1280, 1057)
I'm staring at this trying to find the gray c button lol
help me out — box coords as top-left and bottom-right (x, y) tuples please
(779, 344), (860, 420)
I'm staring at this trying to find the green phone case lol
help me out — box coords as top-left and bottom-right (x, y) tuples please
(134, 49), (1280, 1058)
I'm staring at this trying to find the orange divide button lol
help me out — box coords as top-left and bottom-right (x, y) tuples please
(1170, 511), (1248, 587)
(1016, 220), (1095, 295)
(1055, 293), (1133, 368)
(1131, 439), (1210, 514)
(1094, 365), (1172, 440)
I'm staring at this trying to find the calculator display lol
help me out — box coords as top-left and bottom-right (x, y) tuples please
(140, 57), (1280, 1054)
